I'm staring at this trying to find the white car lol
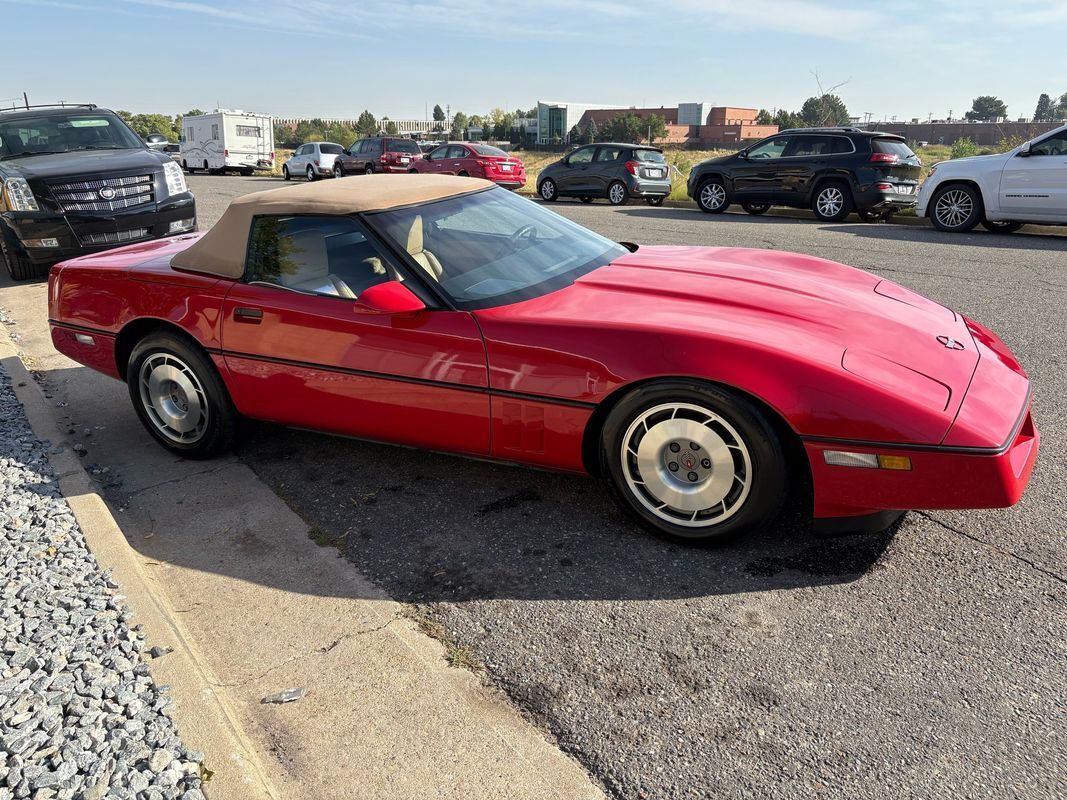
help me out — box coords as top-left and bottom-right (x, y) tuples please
(282, 141), (346, 181)
(917, 124), (1067, 233)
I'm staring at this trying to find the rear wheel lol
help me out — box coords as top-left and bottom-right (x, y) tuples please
(696, 177), (729, 213)
(930, 184), (981, 232)
(980, 219), (1023, 234)
(539, 178), (558, 201)
(600, 381), (786, 544)
(742, 202), (770, 215)
(646, 196), (666, 207)
(812, 182), (853, 222)
(182, 160), (192, 173)
(127, 332), (237, 459)
(607, 181), (628, 206)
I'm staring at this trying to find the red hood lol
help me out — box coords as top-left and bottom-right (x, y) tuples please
(477, 246), (983, 444)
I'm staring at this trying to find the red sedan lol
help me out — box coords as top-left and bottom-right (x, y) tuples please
(412, 142), (526, 189)
(47, 175), (1038, 543)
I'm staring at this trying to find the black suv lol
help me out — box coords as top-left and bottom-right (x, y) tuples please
(0, 104), (196, 280)
(537, 143), (672, 205)
(687, 128), (921, 222)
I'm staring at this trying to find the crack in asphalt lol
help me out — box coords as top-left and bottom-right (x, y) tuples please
(121, 461), (237, 499)
(917, 510), (1067, 586)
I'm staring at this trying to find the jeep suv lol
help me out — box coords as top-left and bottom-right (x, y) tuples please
(334, 136), (423, 175)
(0, 104), (196, 280)
(687, 128), (921, 222)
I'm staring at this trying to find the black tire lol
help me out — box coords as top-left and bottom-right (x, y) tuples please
(696, 177), (730, 214)
(538, 178), (558, 202)
(580, 196), (593, 204)
(364, 164), (375, 175)
(126, 331), (237, 459)
(334, 163), (345, 178)
(306, 165), (317, 182)
(607, 181), (629, 206)
(742, 202), (770, 215)
(929, 183), (982, 232)
(857, 209), (883, 222)
(457, 171), (469, 177)
(599, 381), (786, 544)
(203, 160), (209, 172)
(282, 166), (291, 181)
(811, 181), (854, 222)
(646, 196), (666, 207)
(1, 244), (42, 281)
(980, 219), (1023, 234)
(182, 160), (191, 173)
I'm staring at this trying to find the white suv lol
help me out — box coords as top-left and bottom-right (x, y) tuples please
(917, 124), (1067, 233)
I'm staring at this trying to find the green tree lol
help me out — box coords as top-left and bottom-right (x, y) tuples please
(772, 109), (804, 129)
(123, 113), (179, 141)
(293, 120), (321, 143)
(601, 113), (647, 144)
(325, 122), (357, 148)
(450, 112), (468, 140)
(355, 110), (378, 137)
(800, 94), (850, 126)
(951, 137), (979, 159)
(965, 96), (1007, 121)
(585, 118), (599, 143)
(273, 122), (297, 147)
(644, 113), (667, 143)
(567, 124), (581, 144)
(384, 120), (399, 135)
(1055, 93), (1067, 119)
(1033, 93), (1053, 122)
(184, 108), (205, 118)
(432, 104), (446, 133)
(755, 108), (774, 125)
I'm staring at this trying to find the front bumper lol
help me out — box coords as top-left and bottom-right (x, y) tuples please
(1, 193), (196, 267)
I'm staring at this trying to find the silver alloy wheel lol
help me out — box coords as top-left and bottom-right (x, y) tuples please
(934, 189), (973, 229)
(138, 353), (208, 444)
(816, 186), (845, 217)
(609, 183), (626, 204)
(334, 163), (343, 178)
(700, 182), (726, 210)
(540, 180), (556, 200)
(306, 165), (315, 181)
(621, 402), (753, 528)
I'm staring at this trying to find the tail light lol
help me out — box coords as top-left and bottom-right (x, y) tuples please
(223, 149), (228, 157)
(869, 153), (899, 163)
(380, 155), (388, 163)
(313, 160), (319, 167)
(624, 160), (639, 175)
(269, 151), (274, 160)
(876, 182), (893, 190)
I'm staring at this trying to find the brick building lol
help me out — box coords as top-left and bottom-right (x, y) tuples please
(574, 105), (777, 146)
(860, 120), (1064, 146)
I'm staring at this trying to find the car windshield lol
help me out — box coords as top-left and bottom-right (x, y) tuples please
(388, 139), (421, 154)
(633, 149), (666, 163)
(0, 111), (144, 160)
(472, 144), (508, 157)
(319, 143), (345, 154)
(372, 187), (628, 310)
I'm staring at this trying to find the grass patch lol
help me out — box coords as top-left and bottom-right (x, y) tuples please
(399, 606), (484, 673)
(307, 525), (343, 548)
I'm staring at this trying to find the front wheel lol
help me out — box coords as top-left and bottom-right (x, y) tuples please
(127, 332), (237, 459)
(1, 244), (41, 281)
(607, 181), (628, 206)
(364, 164), (375, 175)
(980, 219), (1023, 234)
(333, 163), (344, 179)
(696, 178), (729, 214)
(600, 382), (786, 544)
(539, 179), (558, 201)
(930, 184), (982, 232)
(812, 182), (853, 222)
(646, 196), (666, 207)
(282, 166), (291, 181)
(742, 202), (770, 215)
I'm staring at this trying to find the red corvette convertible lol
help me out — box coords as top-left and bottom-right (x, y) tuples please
(47, 175), (1038, 543)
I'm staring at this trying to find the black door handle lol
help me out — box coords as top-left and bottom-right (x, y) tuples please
(234, 307), (263, 323)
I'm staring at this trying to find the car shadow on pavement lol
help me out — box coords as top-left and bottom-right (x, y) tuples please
(227, 423), (898, 603)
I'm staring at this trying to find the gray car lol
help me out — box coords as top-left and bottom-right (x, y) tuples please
(537, 143), (672, 206)
(283, 141), (346, 181)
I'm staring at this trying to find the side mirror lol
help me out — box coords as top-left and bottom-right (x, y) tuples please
(355, 281), (426, 314)
(1017, 142), (1032, 157)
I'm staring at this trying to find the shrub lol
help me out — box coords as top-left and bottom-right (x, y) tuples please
(950, 137), (979, 159)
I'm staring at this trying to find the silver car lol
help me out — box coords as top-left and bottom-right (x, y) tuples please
(283, 141), (346, 181)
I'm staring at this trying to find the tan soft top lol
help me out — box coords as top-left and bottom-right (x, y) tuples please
(171, 174), (490, 278)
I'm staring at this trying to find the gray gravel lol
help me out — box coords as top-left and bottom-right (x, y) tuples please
(0, 366), (204, 800)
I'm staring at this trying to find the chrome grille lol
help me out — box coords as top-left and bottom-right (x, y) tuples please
(50, 174), (154, 212)
(80, 227), (151, 246)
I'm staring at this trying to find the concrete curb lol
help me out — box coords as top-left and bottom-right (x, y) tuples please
(0, 339), (280, 800)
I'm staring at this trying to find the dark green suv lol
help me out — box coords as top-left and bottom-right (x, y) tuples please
(687, 127), (921, 222)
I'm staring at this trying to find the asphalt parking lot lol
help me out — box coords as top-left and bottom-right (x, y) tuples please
(20, 174), (1067, 799)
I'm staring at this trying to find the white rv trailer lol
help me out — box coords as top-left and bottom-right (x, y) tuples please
(180, 109), (274, 174)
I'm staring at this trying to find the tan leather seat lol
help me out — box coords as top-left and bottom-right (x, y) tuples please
(284, 230), (357, 298)
(402, 215), (444, 281)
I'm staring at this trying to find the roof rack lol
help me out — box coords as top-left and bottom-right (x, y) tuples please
(778, 126), (863, 133)
(1, 103), (98, 113)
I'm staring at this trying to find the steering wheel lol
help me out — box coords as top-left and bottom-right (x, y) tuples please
(510, 224), (538, 247)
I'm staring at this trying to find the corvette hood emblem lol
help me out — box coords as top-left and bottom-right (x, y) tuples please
(936, 335), (965, 351)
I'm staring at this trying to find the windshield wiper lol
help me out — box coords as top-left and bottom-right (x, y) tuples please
(74, 145), (124, 151)
(1, 150), (62, 160)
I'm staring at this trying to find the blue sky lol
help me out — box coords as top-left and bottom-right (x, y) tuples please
(3, 0), (1064, 122)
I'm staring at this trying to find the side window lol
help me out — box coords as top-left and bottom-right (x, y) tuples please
(245, 216), (397, 299)
(568, 147), (595, 164)
(1029, 132), (1067, 156)
(827, 136), (854, 155)
(746, 137), (790, 160)
(595, 146), (622, 162)
(349, 140), (364, 155)
(447, 145), (469, 159)
(426, 146), (445, 161)
(786, 136), (831, 157)
(366, 139), (383, 156)
(211, 124), (219, 141)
